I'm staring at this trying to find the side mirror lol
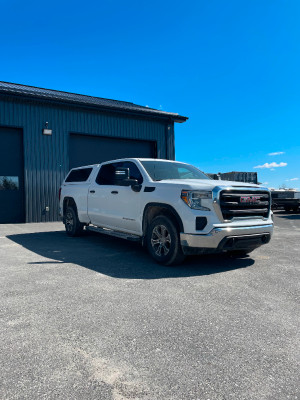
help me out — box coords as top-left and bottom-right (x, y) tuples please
(124, 178), (142, 192)
(114, 168), (129, 181)
(130, 180), (142, 192)
(114, 168), (142, 192)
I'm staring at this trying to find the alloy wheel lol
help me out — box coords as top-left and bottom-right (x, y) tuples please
(151, 224), (171, 257)
(65, 211), (74, 232)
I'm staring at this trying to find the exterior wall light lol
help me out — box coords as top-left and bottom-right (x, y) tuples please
(43, 122), (52, 135)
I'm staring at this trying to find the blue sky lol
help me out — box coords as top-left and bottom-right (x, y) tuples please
(1, 0), (299, 188)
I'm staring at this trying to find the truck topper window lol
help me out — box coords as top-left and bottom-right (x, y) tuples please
(65, 168), (93, 182)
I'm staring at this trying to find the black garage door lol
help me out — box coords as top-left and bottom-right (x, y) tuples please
(0, 127), (25, 223)
(69, 134), (157, 169)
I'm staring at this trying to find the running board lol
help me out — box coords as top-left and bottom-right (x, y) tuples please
(86, 225), (141, 242)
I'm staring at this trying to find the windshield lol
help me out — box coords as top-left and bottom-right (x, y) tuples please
(141, 161), (210, 181)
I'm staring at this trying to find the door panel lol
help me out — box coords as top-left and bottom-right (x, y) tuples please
(0, 127), (25, 223)
(88, 184), (142, 233)
(87, 161), (144, 234)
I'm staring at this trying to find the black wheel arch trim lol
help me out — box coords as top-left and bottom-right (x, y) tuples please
(142, 202), (184, 234)
(63, 197), (79, 219)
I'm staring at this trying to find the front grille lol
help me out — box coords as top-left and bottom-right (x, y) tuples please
(220, 190), (270, 220)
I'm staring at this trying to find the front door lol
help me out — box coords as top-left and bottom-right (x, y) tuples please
(87, 161), (144, 234)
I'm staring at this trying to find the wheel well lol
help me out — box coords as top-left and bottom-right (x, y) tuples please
(63, 197), (77, 216)
(143, 203), (184, 235)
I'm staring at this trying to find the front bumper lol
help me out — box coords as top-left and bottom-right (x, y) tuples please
(180, 224), (273, 254)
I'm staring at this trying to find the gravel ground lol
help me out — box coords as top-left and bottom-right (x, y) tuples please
(0, 212), (299, 400)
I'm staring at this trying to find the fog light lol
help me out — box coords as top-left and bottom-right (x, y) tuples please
(195, 217), (207, 230)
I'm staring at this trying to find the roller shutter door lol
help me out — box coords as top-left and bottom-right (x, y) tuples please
(69, 134), (156, 169)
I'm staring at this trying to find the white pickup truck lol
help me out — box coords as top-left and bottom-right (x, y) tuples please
(59, 158), (273, 265)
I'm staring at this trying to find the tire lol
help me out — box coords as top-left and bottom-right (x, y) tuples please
(64, 206), (84, 237)
(146, 215), (185, 266)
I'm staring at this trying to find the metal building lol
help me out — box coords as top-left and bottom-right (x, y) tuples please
(0, 81), (187, 223)
(219, 171), (258, 184)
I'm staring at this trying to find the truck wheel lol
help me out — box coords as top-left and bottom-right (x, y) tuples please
(65, 206), (84, 237)
(147, 216), (185, 266)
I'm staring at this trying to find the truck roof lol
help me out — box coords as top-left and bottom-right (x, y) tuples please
(70, 158), (189, 169)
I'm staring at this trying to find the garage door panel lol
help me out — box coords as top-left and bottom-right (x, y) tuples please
(69, 134), (156, 169)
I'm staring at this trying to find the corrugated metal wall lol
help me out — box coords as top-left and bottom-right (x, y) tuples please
(0, 96), (174, 222)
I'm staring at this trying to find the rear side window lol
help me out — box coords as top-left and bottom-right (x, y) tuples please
(65, 168), (93, 182)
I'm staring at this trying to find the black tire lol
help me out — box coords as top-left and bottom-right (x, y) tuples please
(64, 206), (84, 237)
(146, 215), (185, 266)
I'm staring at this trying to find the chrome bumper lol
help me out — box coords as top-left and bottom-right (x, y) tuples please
(180, 224), (273, 249)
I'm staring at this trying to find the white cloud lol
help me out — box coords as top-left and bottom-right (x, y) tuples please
(268, 151), (285, 156)
(286, 177), (299, 181)
(254, 162), (287, 169)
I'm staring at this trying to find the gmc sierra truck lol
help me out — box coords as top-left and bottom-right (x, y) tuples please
(59, 158), (273, 265)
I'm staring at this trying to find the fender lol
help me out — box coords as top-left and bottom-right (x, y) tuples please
(142, 202), (184, 234)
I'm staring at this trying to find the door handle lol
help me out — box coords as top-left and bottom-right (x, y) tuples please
(111, 191), (118, 194)
(89, 190), (95, 193)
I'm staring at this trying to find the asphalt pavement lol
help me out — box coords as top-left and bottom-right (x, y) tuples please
(0, 212), (299, 400)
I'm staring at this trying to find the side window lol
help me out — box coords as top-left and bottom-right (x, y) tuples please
(96, 161), (143, 185)
(65, 167), (93, 182)
(0, 176), (19, 190)
(122, 162), (143, 184)
(96, 162), (123, 185)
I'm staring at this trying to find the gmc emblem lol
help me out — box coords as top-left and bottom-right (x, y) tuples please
(240, 196), (260, 203)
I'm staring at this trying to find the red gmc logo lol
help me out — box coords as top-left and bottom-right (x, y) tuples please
(240, 196), (260, 203)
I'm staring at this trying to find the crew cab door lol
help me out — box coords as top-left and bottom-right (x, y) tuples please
(87, 161), (144, 234)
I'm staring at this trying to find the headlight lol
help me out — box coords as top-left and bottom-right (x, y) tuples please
(181, 190), (212, 210)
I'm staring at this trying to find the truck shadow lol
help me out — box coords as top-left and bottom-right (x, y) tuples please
(7, 230), (255, 279)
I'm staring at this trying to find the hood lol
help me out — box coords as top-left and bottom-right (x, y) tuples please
(155, 179), (264, 190)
